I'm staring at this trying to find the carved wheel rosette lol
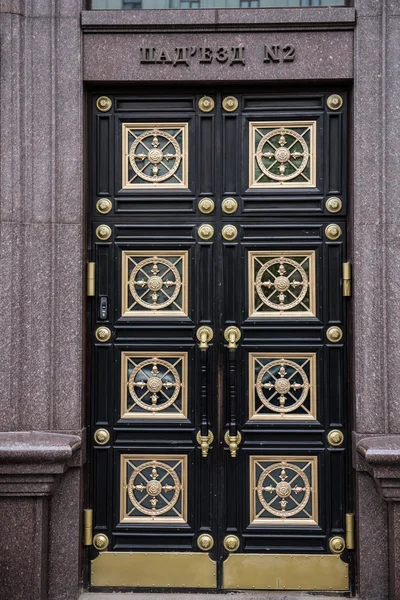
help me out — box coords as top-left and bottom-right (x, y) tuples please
(129, 129), (181, 183)
(128, 357), (181, 413)
(255, 256), (309, 312)
(256, 127), (309, 182)
(124, 123), (188, 189)
(129, 256), (182, 311)
(256, 358), (310, 414)
(257, 461), (311, 519)
(127, 460), (182, 517)
(250, 121), (315, 188)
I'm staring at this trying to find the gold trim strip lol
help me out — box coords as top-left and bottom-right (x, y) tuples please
(222, 554), (349, 591)
(346, 512), (355, 549)
(91, 552), (217, 588)
(343, 262), (351, 297)
(87, 263), (95, 297)
(83, 509), (93, 546)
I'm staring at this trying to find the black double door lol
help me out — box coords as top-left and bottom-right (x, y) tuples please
(88, 88), (352, 592)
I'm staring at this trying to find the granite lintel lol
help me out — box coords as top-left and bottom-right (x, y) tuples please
(81, 7), (356, 34)
(84, 29), (353, 82)
(357, 435), (400, 502)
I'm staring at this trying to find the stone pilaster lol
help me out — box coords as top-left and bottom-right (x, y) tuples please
(357, 436), (400, 600)
(0, 0), (84, 433)
(353, 2), (400, 598)
(0, 432), (81, 600)
(0, 2), (84, 600)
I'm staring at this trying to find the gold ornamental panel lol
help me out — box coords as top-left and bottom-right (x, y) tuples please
(120, 454), (187, 524)
(122, 250), (188, 318)
(249, 121), (316, 189)
(250, 456), (318, 526)
(248, 250), (316, 318)
(122, 123), (188, 189)
(249, 353), (317, 421)
(222, 554), (349, 591)
(91, 552), (217, 588)
(121, 351), (188, 420)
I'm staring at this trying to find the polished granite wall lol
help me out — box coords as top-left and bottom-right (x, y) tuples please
(1, 1), (400, 599)
(0, 1), (84, 599)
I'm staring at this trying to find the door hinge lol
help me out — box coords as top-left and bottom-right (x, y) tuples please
(345, 512), (355, 549)
(87, 262), (95, 297)
(342, 262), (351, 297)
(83, 508), (93, 546)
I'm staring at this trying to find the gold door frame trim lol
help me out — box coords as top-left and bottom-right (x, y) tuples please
(120, 351), (188, 420)
(120, 453), (188, 524)
(249, 120), (316, 189)
(122, 250), (189, 318)
(248, 250), (316, 319)
(249, 455), (319, 526)
(91, 552), (217, 588)
(249, 352), (317, 421)
(122, 122), (189, 190)
(222, 554), (348, 591)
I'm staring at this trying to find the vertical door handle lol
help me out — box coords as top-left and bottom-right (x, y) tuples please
(196, 327), (214, 457)
(224, 326), (242, 457)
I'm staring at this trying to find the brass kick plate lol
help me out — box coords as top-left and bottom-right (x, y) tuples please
(223, 554), (349, 591)
(91, 552), (217, 588)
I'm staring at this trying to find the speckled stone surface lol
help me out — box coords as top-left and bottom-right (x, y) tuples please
(0, 432), (81, 600)
(0, 496), (49, 600)
(0, 0), (24, 14)
(83, 29), (354, 83)
(355, 472), (389, 600)
(358, 435), (400, 467)
(1, 1), (400, 599)
(0, 3), (83, 434)
(388, 502), (400, 599)
(357, 435), (400, 599)
(0, 431), (81, 464)
(49, 466), (82, 600)
(0, 2), (84, 599)
(81, 7), (355, 30)
(352, 3), (400, 598)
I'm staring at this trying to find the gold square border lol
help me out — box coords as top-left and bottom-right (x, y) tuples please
(249, 121), (316, 189)
(122, 122), (189, 190)
(120, 453), (188, 524)
(248, 250), (316, 319)
(248, 352), (317, 422)
(249, 455), (319, 527)
(121, 250), (189, 318)
(120, 351), (188, 420)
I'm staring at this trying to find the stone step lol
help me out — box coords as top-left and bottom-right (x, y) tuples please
(80, 593), (353, 600)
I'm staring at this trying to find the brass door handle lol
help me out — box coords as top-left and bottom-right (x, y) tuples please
(196, 326), (213, 457)
(224, 325), (241, 457)
(196, 326), (213, 349)
(196, 430), (214, 458)
(224, 326), (241, 349)
(224, 430), (242, 458)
